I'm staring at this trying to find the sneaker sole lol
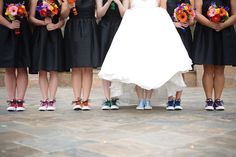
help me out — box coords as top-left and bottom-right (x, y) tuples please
(111, 108), (119, 110)
(82, 109), (90, 111)
(215, 109), (224, 111)
(205, 109), (214, 111)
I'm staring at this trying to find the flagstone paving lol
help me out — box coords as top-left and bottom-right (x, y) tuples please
(0, 87), (236, 157)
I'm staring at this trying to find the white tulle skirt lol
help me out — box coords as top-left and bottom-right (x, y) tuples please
(98, 7), (192, 91)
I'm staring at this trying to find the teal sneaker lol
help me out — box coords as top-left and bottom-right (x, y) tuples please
(102, 100), (112, 110)
(111, 98), (120, 110)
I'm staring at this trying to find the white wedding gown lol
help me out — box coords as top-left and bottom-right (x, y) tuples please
(98, 0), (192, 91)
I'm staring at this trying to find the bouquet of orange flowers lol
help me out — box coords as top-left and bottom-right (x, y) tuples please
(207, 3), (229, 23)
(36, 0), (59, 18)
(5, 3), (28, 35)
(173, 3), (195, 23)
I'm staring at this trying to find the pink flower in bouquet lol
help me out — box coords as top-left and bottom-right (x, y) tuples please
(8, 5), (18, 16)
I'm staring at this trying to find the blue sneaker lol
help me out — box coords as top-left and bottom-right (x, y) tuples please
(136, 99), (145, 110)
(174, 100), (183, 110)
(166, 100), (175, 111)
(144, 100), (152, 110)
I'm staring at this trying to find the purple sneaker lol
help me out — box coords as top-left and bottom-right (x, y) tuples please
(38, 100), (48, 111)
(47, 100), (56, 111)
(205, 99), (214, 111)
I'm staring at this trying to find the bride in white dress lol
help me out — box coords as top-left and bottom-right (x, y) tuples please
(98, 0), (192, 109)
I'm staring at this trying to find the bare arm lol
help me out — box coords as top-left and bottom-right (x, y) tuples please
(194, 0), (218, 30)
(0, 1), (20, 29)
(160, 0), (166, 9)
(113, 0), (129, 17)
(189, 0), (195, 26)
(96, 0), (113, 18)
(217, 0), (236, 31)
(60, 0), (70, 19)
(29, 0), (50, 26)
(47, 0), (67, 31)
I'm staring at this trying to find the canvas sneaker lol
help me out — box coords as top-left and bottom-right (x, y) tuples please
(7, 99), (17, 111)
(205, 99), (214, 111)
(214, 99), (225, 111)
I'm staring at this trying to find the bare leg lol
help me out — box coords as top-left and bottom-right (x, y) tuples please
(16, 68), (28, 100)
(175, 90), (182, 100)
(214, 65), (225, 100)
(102, 79), (111, 100)
(202, 65), (214, 100)
(135, 85), (144, 99)
(82, 68), (93, 101)
(49, 71), (58, 100)
(145, 89), (153, 100)
(5, 68), (16, 100)
(72, 68), (82, 100)
(39, 71), (49, 101)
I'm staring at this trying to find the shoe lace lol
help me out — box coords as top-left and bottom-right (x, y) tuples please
(48, 99), (56, 106)
(7, 99), (16, 107)
(40, 100), (48, 107)
(72, 98), (81, 106)
(175, 100), (181, 106)
(111, 98), (119, 106)
(214, 99), (224, 106)
(81, 100), (89, 106)
(206, 99), (214, 106)
(17, 99), (25, 107)
(167, 100), (174, 107)
(103, 100), (111, 106)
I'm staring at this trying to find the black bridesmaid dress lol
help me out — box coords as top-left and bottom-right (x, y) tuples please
(192, 0), (236, 65)
(30, 0), (66, 74)
(98, 0), (122, 65)
(166, 0), (193, 56)
(0, 0), (31, 68)
(64, 0), (100, 68)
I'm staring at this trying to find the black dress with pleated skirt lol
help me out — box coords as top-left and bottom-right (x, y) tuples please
(0, 0), (31, 68)
(98, 0), (122, 66)
(29, 0), (66, 74)
(166, 0), (192, 55)
(192, 0), (236, 65)
(64, 0), (100, 68)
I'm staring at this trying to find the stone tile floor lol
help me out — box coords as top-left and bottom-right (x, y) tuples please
(0, 87), (236, 157)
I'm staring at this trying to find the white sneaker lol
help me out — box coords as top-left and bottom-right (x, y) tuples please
(144, 100), (152, 110)
(73, 105), (82, 110)
(72, 100), (82, 111)
(136, 100), (145, 110)
(82, 105), (91, 111)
